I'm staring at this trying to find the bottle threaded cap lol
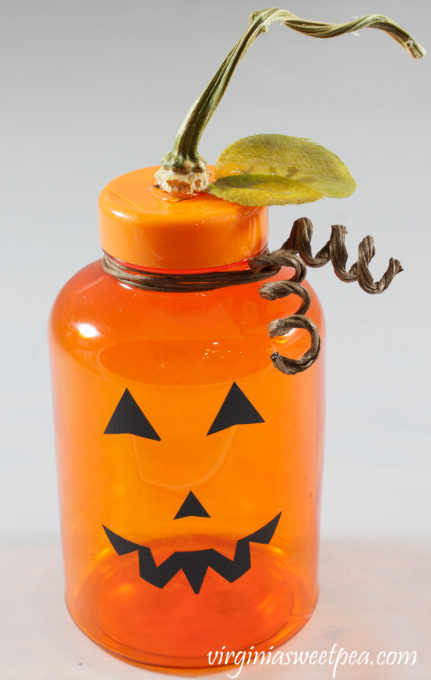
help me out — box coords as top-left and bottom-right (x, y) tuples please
(98, 167), (268, 270)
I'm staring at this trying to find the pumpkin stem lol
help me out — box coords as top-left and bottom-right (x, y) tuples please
(154, 8), (424, 196)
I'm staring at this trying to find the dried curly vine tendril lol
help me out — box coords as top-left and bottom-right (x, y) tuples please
(154, 7), (424, 197)
(247, 218), (403, 374)
(284, 218), (403, 293)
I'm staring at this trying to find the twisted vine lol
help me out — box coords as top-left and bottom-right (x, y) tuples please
(284, 218), (403, 293)
(248, 217), (403, 375)
(103, 218), (402, 377)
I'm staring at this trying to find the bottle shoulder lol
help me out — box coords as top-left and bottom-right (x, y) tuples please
(48, 259), (324, 378)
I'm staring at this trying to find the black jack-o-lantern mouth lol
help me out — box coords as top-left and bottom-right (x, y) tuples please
(103, 512), (281, 594)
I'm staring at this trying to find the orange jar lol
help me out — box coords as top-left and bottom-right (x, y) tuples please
(49, 166), (324, 670)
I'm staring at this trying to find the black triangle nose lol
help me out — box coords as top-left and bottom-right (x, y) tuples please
(174, 491), (210, 519)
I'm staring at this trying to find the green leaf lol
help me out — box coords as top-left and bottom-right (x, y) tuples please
(214, 134), (357, 200)
(206, 174), (323, 206)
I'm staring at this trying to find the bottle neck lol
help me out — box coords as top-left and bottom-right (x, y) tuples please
(104, 247), (269, 276)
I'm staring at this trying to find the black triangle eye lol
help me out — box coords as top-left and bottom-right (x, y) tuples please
(104, 389), (161, 440)
(206, 382), (265, 436)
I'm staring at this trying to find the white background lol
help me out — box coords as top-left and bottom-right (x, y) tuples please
(1, 1), (430, 678)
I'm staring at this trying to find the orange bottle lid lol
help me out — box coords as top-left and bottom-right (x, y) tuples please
(98, 166), (268, 270)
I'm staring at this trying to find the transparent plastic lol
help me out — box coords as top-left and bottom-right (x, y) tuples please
(49, 257), (324, 670)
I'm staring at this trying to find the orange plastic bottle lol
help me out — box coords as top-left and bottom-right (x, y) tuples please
(49, 166), (324, 670)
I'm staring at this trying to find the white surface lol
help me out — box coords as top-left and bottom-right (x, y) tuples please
(1, 0), (430, 677)
(1, 539), (430, 679)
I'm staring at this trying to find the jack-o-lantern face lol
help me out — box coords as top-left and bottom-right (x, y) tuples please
(102, 382), (281, 594)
